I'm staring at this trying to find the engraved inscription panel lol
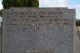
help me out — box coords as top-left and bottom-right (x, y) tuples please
(2, 8), (75, 53)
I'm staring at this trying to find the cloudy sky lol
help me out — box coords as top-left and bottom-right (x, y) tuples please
(0, 0), (80, 19)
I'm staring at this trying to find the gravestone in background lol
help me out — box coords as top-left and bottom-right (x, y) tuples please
(2, 8), (76, 53)
(0, 26), (2, 53)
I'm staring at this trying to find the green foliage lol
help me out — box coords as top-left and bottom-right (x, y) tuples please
(0, 10), (3, 16)
(76, 19), (80, 26)
(2, 0), (39, 9)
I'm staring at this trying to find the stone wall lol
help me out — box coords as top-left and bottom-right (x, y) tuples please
(2, 8), (76, 53)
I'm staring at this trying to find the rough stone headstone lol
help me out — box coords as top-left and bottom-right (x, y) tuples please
(75, 27), (80, 53)
(2, 8), (76, 53)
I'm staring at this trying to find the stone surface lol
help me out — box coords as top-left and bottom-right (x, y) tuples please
(2, 8), (76, 53)
(75, 26), (80, 53)
(0, 26), (2, 53)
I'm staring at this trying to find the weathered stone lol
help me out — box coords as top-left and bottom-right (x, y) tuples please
(0, 26), (2, 53)
(2, 8), (76, 53)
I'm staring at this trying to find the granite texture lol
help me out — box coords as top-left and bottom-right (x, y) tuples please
(0, 27), (2, 53)
(2, 8), (76, 53)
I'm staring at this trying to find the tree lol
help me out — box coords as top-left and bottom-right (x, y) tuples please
(2, 0), (39, 9)
(0, 10), (3, 16)
(76, 19), (80, 26)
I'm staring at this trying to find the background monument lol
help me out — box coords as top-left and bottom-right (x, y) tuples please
(2, 8), (76, 53)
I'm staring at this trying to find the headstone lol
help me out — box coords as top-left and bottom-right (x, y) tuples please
(2, 8), (76, 53)
(0, 27), (2, 53)
(75, 27), (80, 53)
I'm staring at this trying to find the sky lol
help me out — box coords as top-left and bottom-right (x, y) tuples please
(0, 0), (80, 20)
(39, 0), (80, 19)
